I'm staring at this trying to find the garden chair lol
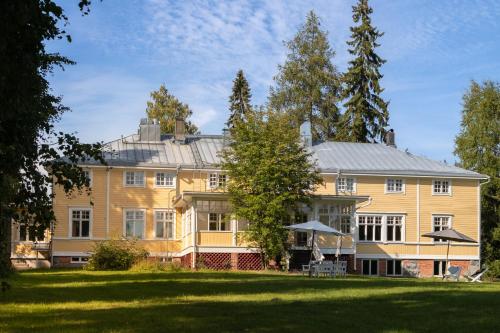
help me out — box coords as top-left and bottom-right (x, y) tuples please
(302, 264), (311, 276)
(444, 266), (461, 282)
(464, 268), (488, 283)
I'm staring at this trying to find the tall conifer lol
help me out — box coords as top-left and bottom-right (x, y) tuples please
(270, 11), (341, 141)
(337, 0), (389, 143)
(227, 70), (252, 128)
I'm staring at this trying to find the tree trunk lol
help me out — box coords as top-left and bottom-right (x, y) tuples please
(0, 209), (13, 278)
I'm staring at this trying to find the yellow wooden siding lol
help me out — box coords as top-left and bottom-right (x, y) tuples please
(419, 244), (478, 256)
(53, 239), (182, 254)
(356, 243), (418, 255)
(197, 231), (233, 246)
(316, 234), (354, 248)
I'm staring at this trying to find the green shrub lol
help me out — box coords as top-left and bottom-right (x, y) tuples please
(130, 259), (183, 272)
(85, 239), (148, 271)
(486, 260), (500, 279)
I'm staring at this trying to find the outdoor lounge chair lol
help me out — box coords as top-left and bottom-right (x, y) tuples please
(464, 268), (488, 283)
(302, 264), (311, 276)
(444, 266), (462, 281)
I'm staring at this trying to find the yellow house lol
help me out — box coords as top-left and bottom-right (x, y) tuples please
(11, 119), (488, 277)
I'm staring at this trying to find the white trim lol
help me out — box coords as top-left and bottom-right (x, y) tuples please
(105, 168), (110, 238)
(153, 209), (176, 240)
(68, 207), (93, 239)
(153, 171), (176, 189)
(83, 168), (93, 188)
(123, 170), (146, 188)
(356, 253), (479, 260)
(53, 251), (91, 256)
(197, 246), (260, 253)
(336, 177), (357, 193)
(431, 179), (452, 196)
(384, 178), (405, 194)
(123, 208), (147, 239)
(417, 178), (420, 255)
(431, 214), (453, 243)
(477, 180), (481, 261)
(386, 259), (403, 276)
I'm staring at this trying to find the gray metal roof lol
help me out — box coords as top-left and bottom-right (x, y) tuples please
(87, 133), (486, 179)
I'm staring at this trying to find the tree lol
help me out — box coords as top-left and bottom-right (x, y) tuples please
(454, 80), (500, 276)
(221, 109), (323, 267)
(270, 11), (341, 141)
(226, 70), (252, 128)
(337, 0), (389, 143)
(146, 85), (198, 135)
(0, 1), (104, 277)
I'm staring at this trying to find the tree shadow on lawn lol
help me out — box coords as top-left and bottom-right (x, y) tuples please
(2, 271), (482, 304)
(1, 287), (499, 333)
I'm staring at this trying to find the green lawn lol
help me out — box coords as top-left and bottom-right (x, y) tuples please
(1, 269), (499, 333)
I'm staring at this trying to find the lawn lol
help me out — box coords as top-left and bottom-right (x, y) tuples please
(1, 269), (499, 333)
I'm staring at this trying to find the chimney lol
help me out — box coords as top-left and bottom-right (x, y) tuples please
(139, 118), (161, 141)
(384, 129), (396, 148)
(300, 120), (312, 147)
(174, 118), (186, 142)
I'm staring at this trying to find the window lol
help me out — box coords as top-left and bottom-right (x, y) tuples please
(19, 224), (37, 242)
(340, 216), (351, 234)
(318, 204), (353, 234)
(358, 215), (382, 241)
(124, 210), (145, 238)
(433, 179), (451, 195)
(296, 232), (308, 246)
(386, 179), (404, 193)
(208, 213), (228, 231)
(70, 209), (91, 238)
(337, 177), (355, 192)
(71, 257), (89, 263)
(83, 170), (92, 187)
(124, 171), (145, 187)
(362, 259), (378, 276)
(155, 172), (175, 188)
(434, 260), (446, 276)
(433, 215), (450, 242)
(386, 216), (403, 242)
(387, 260), (402, 276)
(155, 210), (174, 239)
(208, 173), (227, 189)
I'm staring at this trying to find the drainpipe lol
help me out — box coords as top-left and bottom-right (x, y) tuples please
(478, 177), (490, 268)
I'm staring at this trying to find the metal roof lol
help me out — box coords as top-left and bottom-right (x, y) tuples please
(86, 133), (486, 179)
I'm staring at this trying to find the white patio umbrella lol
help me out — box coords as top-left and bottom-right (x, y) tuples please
(422, 228), (476, 278)
(285, 220), (344, 263)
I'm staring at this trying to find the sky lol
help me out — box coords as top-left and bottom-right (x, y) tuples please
(47, 0), (500, 163)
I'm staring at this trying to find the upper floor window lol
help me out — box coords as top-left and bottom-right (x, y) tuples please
(386, 179), (404, 193)
(359, 215), (382, 241)
(124, 209), (145, 239)
(208, 173), (227, 189)
(155, 172), (175, 188)
(83, 170), (92, 187)
(155, 210), (174, 239)
(70, 208), (91, 238)
(432, 179), (451, 195)
(124, 171), (145, 187)
(337, 177), (355, 192)
(433, 215), (450, 242)
(386, 216), (403, 242)
(208, 213), (228, 231)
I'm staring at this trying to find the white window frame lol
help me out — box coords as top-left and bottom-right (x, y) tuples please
(337, 177), (356, 193)
(71, 256), (89, 263)
(123, 171), (146, 188)
(208, 212), (229, 231)
(386, 259), (403, 276)
(386, 215), (405, 243)
(68, 207), (92, 239)
(432, 179), (452, 196)
(154, 209), (175, 239)
(358, 215), (383, 242)
(83, 169), (93, 187)
(362, 259), (379, 276)
(208, 173), (227, 189)
(432, 215), (452, 243)
(357, 214), (405, 243)
(385, 178), (405, 194)
(434, 260), (447, 276)
(154, 172), (176, 188)
(123, 209), (146, 239)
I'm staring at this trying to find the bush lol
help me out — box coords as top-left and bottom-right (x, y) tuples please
(130, 259), (183, 272)
(486, 260), (500, 279)
(85, 239), (148, 271)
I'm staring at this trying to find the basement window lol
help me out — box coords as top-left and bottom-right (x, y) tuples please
(362, 259), (378, 276)
(386, 260), (402, 276)
(434, 260), (447, 276)
(71, 257), (89, 263)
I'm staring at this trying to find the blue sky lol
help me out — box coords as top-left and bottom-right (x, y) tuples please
(48, 0), (500, 163)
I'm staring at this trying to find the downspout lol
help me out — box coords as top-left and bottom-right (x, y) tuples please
(478, 177), (490, 267)
(105, 167), (111, 239)
(417, 178), (420, 255)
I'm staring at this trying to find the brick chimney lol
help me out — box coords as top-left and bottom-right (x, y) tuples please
(384, 129), (396, 148)
(174, 118), (186, 142)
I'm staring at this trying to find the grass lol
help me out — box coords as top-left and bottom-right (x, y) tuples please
(1, 269), (499, 333)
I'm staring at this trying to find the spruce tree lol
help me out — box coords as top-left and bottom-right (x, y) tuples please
(337, 0), (389, 143)
(270, 11), (341, 141)
(227, 70), (252, 128)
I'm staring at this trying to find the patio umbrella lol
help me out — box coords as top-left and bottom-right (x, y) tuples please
(285, 220), (344, 263)
(422, 228), (476, 278)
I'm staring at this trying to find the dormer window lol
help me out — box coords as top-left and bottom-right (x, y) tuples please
(432, 179), (451, 195)
(337, 177), (355, 193)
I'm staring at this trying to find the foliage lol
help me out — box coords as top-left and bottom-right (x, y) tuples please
(337, 0), (389, 143)
(85, 239), (148, 271)
(454, 80), (500, 275)
(486, 259), (500, 279)
(226, 70), (252, 128)
(129, 258), (183, 272)
(221, 109), (322, 267)
(146, 84), (199, 135)
(0, 1), (105, 277)
(269, 11), (341, 141)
